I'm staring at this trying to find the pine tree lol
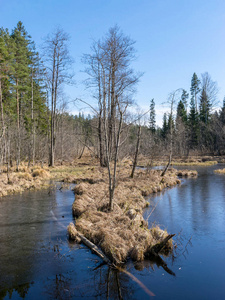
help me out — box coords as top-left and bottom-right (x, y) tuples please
(190, 73), (201, 112)
(181, 89), (189, 113)
(0, 28), (15, 167)
(220, 97), (225, 125)
(11, 21), (33, 168)
(161, 113), (168, 139)
(177, 100), (187, 123)
(188, 96), (199, 147)
(199, 88), (211, 124)
(149, 98), (156, 133)
(167, 113), (175, 132)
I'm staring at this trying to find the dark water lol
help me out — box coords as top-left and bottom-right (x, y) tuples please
(0, 165), (225, 299)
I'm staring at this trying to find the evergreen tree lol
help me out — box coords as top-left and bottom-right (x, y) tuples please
(0, 28), (15, 167)
(177, 100), (187, 123)
(0, 28), (15, 116)
(220, 97), (225, 125)
(161, 113), (168, 139)
(188, 96), (199, 147)
(11, 21), (33, 167)
(167, 113), (175, 132)
(199, 88), (211, 124)
(181, 89), (189, 113)
(149, 98), (156, 133)
(190, 73), (201, 112)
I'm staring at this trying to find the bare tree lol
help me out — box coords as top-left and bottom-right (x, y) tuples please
(83, 26), (142, 210)
(161, 89), (182, 176)
(42, 27), (73, 166)
(200, 72), (219, 110)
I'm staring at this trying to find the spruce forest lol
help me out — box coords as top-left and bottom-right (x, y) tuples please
(0, 21), (225, 171)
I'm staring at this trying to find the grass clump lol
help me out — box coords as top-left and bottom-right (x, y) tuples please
(32, 168), (50, 178)
(0, 164), (52, 197)
(214, 168), (225, 174)
(176, 169), (198, 177)
(69, 167), (181, 264)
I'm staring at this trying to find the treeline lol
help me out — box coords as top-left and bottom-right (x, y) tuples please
(0, 22), (225, 172)
(0, 22), (85, 169)
(147, 72), (225, 157)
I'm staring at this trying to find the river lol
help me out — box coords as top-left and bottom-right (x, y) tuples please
(0, 165), (225, 299)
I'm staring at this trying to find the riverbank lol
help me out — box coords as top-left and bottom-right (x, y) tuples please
(0, 157), (99, 197)
(0, 155), (200, 199)
(137, 154), (223, 167)
(68, 163), (197, 264)
(0, 166), (51, 197)
(0, 157), (198, 264)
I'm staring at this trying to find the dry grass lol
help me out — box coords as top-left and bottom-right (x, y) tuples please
(214, 168), (225, 174)
(137, 155), (220, 168)
(176, 169), (198, 177)
(0, 156), (99, 197)
(32, 168), (50, 178)
(0, 165), (51, 197)
(68, 166), (183, 264)
(172, 161), (217, 166)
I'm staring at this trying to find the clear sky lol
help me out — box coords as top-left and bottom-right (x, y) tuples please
(1, 0), (225, 125)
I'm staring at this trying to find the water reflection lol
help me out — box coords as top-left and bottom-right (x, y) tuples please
(1, 165), (225, 299)
(0, 282), (32, 299)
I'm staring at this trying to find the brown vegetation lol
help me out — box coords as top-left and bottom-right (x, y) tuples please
(68, 165), (184, 264)
(214, 168), (225, 174)
(0, 164), (51, 197)
(176, 169), (198, 177)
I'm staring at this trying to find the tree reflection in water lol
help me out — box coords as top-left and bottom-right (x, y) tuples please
(0, 282), (32, 299)
(42, 256), (176, 299)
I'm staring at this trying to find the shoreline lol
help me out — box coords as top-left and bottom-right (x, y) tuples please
(68, 164), (197, 264)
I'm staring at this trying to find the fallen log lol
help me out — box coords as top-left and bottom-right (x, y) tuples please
(150, 234), (175, 256)
(67, 222), (111, 265)
(145, 234), (176, 276)
(78, 232), (112, 265)
(161, 154), (172, 176)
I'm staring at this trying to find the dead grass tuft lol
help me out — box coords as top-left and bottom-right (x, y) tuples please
(67, 222), (81, 243)
(214, 168), (225, 174)
(32, 168), (50, 178)
(176, 170), (198, 177)
(69, 165), (182, 264)
(17, 172), (33, 180)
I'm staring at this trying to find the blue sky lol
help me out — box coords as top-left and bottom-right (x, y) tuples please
(1, 0), (225, 125)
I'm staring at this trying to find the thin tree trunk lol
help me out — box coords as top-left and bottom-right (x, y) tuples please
(131, 125), (141, 178)
(161, 153), (172, 177)
(0, 79), (5, 170)
(0, 79), (4, 130)
(31, 68), (35, 165)
(50, 49), (56, 167)
(109, 109), (123, 211)
(16, 79), (20, 171)
(98, 114), (105, 166)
